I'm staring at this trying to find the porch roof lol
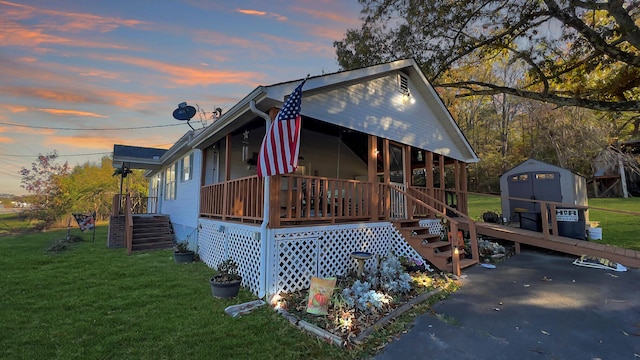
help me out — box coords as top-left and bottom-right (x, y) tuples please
(112, 144), (167, 170)
(191, 59), (479, 163)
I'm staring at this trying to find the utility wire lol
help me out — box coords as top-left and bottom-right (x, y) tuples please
(0, 122), (185, 131)
(0, 152), (113, 158)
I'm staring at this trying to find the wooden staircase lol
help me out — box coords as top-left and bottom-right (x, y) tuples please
(131, 215), (174, 252)
(394, 219), (477, 273)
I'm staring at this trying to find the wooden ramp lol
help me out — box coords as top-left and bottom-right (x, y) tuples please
(457, 219), (640, 269)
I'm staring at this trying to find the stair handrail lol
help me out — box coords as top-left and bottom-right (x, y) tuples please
(124, 194), (133, 255)
(383, 184), (480, 263)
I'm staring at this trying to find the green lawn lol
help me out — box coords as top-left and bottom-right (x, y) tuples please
(0, 227), (366, 360)
(0, 212), (36, 236)
(467, 193), (640, 251)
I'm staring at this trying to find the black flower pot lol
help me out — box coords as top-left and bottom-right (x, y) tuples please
(210, 277), (242, 299)
(173, 251), (195, 263)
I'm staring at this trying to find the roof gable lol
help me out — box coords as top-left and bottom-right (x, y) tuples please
(192, 59), (478, 163)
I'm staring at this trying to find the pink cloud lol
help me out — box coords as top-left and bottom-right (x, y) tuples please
(37, 108), (108, 118)
(237, 8), (288, 21)
(0, 1), (145, 33)
(258, 33), (332, 57)
(88, 54), (263, 87)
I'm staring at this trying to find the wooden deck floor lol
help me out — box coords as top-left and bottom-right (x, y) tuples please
(457, 219), (640, 269)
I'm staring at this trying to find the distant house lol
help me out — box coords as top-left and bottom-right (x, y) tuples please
(112, 59), (481, 297)
(592, 141), (640, 198)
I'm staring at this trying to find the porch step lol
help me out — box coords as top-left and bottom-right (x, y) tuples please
(433, 249), (465, 258)
(393, 219), (477, 273)
(421, 240), (452, 249)
(131, 215), (173, 252)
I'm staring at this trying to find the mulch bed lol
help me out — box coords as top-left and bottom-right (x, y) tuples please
(275, 271), (454, 346)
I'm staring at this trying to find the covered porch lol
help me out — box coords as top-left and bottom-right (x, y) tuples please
(198, 125), (471, 227)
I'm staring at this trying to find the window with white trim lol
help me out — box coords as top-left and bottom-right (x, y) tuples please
(165, 163), (177, 200)
(181, 153), (193, 182)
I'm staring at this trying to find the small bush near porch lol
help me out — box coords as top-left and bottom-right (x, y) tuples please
(0, 225), (450, 359)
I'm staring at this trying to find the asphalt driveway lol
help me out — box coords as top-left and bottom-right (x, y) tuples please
(374, 248), (640, 360)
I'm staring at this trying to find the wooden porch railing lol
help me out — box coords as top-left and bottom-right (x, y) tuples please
(409, 187), (467, 216)
(111, 194), (158, 216)
(124, 195), (133, 255)
(198, 174), (466, 227)
(496, 194), (589, 239)
(395, 185), (480, 264)
(200, 175), (265, 222)
(270, 175), (376, 226)
(109, 193), (144, 255)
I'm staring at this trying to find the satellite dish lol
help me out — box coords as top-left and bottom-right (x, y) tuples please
(173, 103), (197, 121)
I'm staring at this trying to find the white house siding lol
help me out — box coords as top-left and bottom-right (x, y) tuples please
(301, 72), (472, 161)
(159, 150), (202, 247)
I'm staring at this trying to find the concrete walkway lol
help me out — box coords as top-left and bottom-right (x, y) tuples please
(373, 249), (640, 360)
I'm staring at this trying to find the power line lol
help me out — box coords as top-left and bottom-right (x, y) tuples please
(0, 152), (113, 158)
(0, 122), (185, 131)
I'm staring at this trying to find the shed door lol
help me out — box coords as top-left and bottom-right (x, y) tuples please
(532, 172), (562, 205)
(508, 171), (561, 217)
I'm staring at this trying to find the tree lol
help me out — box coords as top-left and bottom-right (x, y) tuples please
(335, 0), (640, 112)
(59, 156), (147, 220)
(19, 151), (70, 228)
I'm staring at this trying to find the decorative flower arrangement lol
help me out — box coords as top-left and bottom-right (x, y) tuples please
(478, 238), (506, 260)
(399, 256), (427, 272)
(277, 254), (448, 342)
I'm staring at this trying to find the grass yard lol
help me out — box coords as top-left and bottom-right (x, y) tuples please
(0, 226), (371, 360)
(0, 212), (37, 236)
(467, 193), (640, 251)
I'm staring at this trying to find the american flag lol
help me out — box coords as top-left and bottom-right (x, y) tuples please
(257, 79), (306, 177)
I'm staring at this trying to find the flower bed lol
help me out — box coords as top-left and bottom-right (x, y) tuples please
(273, 254), (454, 346)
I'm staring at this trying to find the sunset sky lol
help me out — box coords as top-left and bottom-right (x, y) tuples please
(0, 0), (363, 195)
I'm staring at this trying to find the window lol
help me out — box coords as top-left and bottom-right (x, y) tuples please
(181, 153), (193, 182)
(165, 163), (176, 200)
(151, 174), (160, 197)
(535, 173), (555, 180)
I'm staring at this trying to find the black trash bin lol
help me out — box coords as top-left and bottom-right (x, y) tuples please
(519, 211), (542, 232)
(556, 208), (586, 240)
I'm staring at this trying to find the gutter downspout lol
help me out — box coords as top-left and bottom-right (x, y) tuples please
(250, 100), (271, 299)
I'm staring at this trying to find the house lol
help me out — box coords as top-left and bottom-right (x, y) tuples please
(111, 59), (481, 298)
(592, 141), (640, 198)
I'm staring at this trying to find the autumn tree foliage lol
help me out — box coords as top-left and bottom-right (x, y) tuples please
(335, 0), (640, 112)
(19, 153), (148, 228)
(19, 151), (70, 228)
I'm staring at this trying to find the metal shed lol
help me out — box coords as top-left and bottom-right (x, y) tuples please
(500, 159), (588, 238)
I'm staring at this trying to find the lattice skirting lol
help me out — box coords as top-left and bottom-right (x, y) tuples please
(198, 220), (263, 296)
(197, 219), (424, 298)
(419, 218), (445, 238)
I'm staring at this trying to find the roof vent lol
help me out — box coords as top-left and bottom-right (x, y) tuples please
(398, 74), (409, 95)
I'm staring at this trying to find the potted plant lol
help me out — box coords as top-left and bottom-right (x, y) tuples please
(210, 259), (242, 298)
(173, 241), (195, 263)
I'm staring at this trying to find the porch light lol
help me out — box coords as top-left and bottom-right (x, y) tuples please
(242, 129), (250, 162)
(417, 150), (423, 162)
